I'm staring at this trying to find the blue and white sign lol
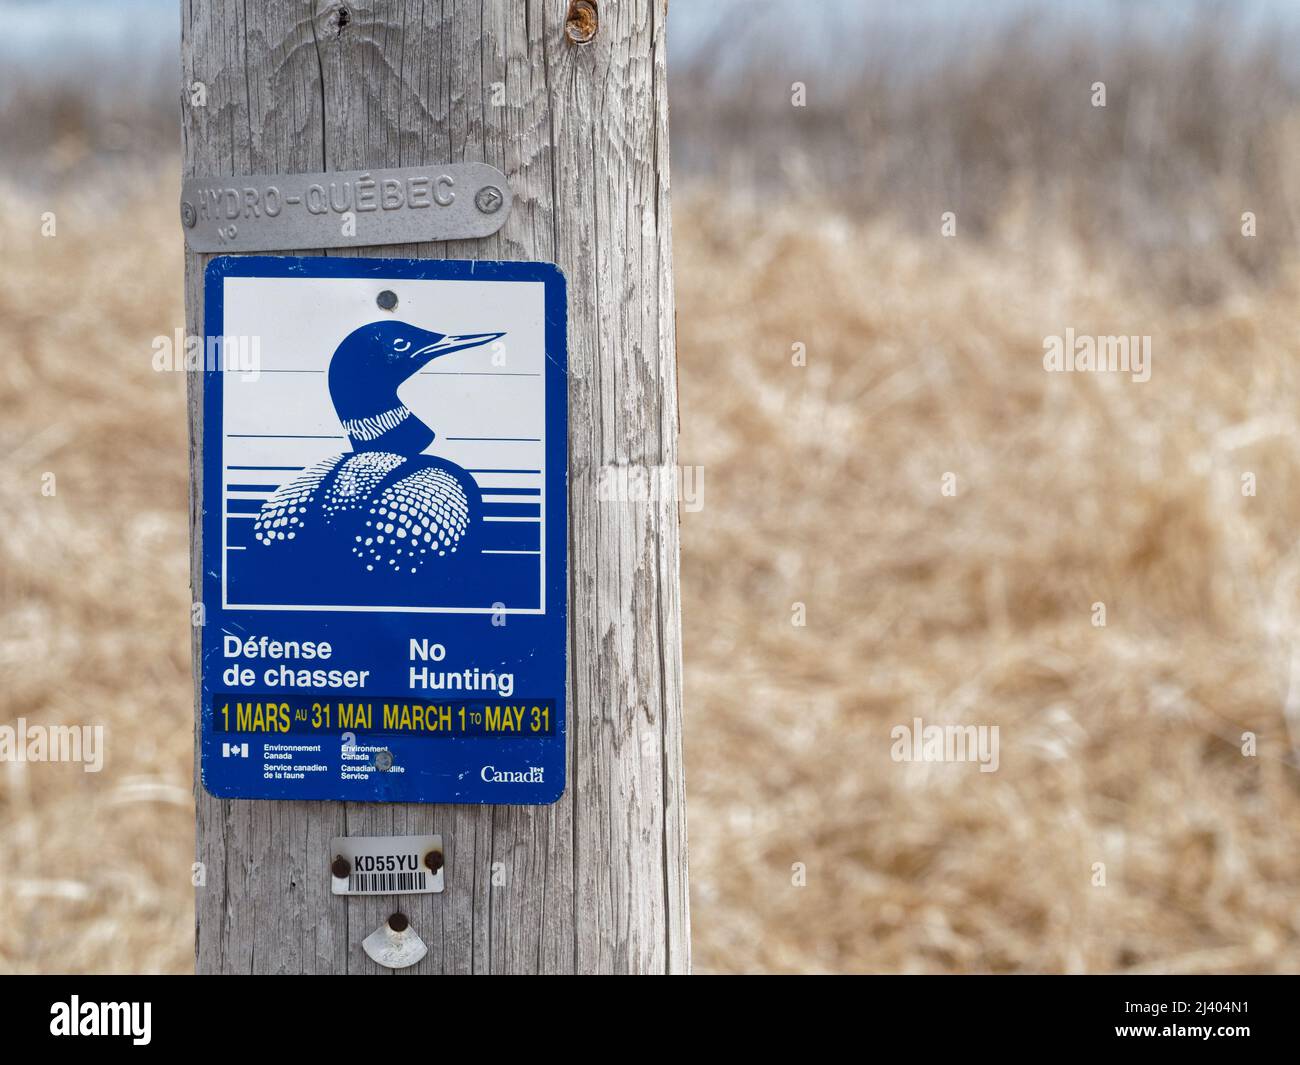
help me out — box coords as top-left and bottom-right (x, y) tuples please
(200, 256), (567, 804)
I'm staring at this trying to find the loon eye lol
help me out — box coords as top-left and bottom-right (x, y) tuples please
(393, 338), (411, 353)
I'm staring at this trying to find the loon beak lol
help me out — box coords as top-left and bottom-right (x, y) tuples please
(411, 331), (505, 360)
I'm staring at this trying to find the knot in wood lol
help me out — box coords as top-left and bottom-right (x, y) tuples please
(565, 1), (598, 45)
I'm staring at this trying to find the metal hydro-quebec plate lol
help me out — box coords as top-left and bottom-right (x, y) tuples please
(181, 163), (512, 253)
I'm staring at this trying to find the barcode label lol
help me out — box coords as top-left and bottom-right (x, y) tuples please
(349, 871), (428, 894)
(330, 833), (445, 896)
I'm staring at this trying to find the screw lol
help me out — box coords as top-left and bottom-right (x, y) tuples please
(331, 855), (351, 879)
(180, 201), (197, 228)
(374, 749), (393, 772)
(388, 912), (409, 933)
(474, 185), (503, 214)
(376, 289), (398, 311)
(424, 849), (444, 874)
(565, 1), (598, 44)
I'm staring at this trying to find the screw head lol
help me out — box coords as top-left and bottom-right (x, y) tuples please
(424, 849), (444, 874)
(376, 289), (398, 310)
(374, 749), (393, 772)
(387, 912), (409, 933)
(180, 201), (197, 228)
(331, 855), (351, 879)
(474, 185), (503, 214)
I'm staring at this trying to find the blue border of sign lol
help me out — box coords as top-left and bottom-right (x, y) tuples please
(200, 255), (567, 804)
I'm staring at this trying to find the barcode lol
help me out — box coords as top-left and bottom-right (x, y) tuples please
(348, 871), (429, 893)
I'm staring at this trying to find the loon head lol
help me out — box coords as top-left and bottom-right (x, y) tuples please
(327, 320), (503, 455)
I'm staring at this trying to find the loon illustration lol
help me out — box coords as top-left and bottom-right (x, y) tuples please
(251, 320), (503, 577)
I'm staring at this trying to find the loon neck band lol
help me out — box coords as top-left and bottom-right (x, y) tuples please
(343, 405), (435, 456)
(342, 404), (412, 444)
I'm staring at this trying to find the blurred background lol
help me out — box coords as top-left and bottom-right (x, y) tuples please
(3, 0), (1300, 972)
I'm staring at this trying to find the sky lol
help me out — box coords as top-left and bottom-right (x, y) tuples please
(1, 0), (1298, 78)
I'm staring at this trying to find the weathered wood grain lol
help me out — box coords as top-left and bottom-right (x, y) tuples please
(184, 0), (688, 973)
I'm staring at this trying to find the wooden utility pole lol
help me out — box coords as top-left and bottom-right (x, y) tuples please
(183, 0), (688, 973)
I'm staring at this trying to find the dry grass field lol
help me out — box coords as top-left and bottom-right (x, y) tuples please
(3, 2), (1300, 974)
(677, 197), (1300, 973)
(0, 183), (193, 971)
(3, 173), (1300, 973)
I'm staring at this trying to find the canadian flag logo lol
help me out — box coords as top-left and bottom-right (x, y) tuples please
(222, 742), (249, 758)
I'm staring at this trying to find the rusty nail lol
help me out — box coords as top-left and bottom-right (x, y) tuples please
(565, 1), (598, 45)
(181, 201), (197, 228)
(424, 849), (444, 874)
(388, 912), (409, 933)
(474, 185), (503, 214)
(376, 289), (398, 310)
(331, 855), (351, 878)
